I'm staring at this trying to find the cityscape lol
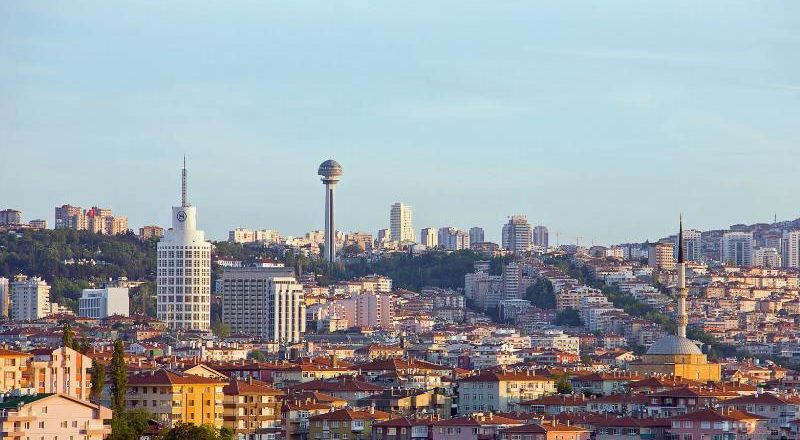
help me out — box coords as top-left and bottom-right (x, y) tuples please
(2, 2), (800, 440)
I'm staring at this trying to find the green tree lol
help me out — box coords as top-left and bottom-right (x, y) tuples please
(159, 423), (234, 440)
(127, 408), (154, 439)
(211, 321), (231, 339)
(555, 373), (573, 394)
(525, 279), (556, 309)
(89, 358), (106, 403)
(248, 350), (266, 361)
(62, 323), (75, 349)
(110, 339), (127, 414)
(555, 308), (583, 327)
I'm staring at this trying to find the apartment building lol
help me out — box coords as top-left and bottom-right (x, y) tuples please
(10, 275), (51, 321)
(27, 346), (92, 401)
(457, 370), (556, 414)
(0, 391), (112, 440)
(126, 369), (224, 428)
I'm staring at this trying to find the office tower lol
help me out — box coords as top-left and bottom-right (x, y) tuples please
(469, 227), (485, 244)
(157, 160), (212, 331)
(674, 229), (702, 262)
(532, 225), (549, 248)
(79, 287), (130, 318)
(421, 227), (438, 248)
(648, 242), (675, 270)
(502, 215), (532, 253)
(390, 202), (415, 243)
(0, 209), (22, 225)
(54, 204), (86, 230)
(721, 231), (754, 266)
(438, 227), (470, 250)
(10, 275), (51, 321)
(753, 247), (781, 268)
(318, 160), (343, 263)
(220, 267), (305, 342)
(782, 230), (800, 268)
(28, 219), (47, 229)
(0, 277), (8, 318)
(139, 225), (165, 240)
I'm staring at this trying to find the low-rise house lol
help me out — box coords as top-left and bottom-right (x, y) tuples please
(499, 421), (590, 440)
(372, 416), (434, 440)
(717, 393), (800, 437)
(457, 370), (556, 414)
(0, 391), (112, 440)
(308, 408), (392, 440)
(432, 413), (525, 440)
(667, 409), (769, 440)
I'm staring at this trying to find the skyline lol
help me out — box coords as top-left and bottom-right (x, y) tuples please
(2, 1), (799, 244)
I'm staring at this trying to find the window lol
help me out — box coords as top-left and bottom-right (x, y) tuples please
(683, 434), (693, 440)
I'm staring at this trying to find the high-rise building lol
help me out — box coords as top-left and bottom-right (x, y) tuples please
(0, 277), (9, 318)
(139, 225), (165, 240)
(79, 287), (130, 318)
(318, 160), (343, 263)
(648, 242), (675, 270)
(502, 215), (532, 253)
(220, 267), (305, 342)
(10, 275), (51, 321)
(85, 207), (128, 235)
(469, 227), (485, 244)
(532, 225), (549, 248)
(674, 229), (702, 262)
(0, 209), (22, 225)
(782, 230), (800, 268)
(377, 228), (391, 244)
(438, 227), (470, 250)
(390, 202), (415, 243)
(753, 247), (781, 268)
(721, 231), (754, 266)
(54, 204), (86, 230)
(156, 160), (212, 332)
(421, 227), (438, 248)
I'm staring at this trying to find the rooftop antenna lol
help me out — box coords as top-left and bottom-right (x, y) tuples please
(181, 156), (188, 207)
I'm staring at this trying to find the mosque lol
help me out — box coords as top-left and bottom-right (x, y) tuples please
(630, 220), (722, 383)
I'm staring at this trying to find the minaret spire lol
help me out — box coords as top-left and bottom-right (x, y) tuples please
(181, 156), (188, 208)
(677, 215), (688, 338)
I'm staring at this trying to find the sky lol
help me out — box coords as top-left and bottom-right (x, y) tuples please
(1, 1), (798, 245)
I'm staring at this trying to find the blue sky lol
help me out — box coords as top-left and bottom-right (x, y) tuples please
(1, 1), (798, 244)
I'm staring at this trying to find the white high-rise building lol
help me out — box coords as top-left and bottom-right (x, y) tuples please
(721, 231), (754, 267)
(10, 275), (51, 321)
(782, 230), (800, 268)
(390, 202), (415, 243)
(0, 277), (8, 318)
(79, 287), (130, 318)
(532, 225), (549, 248)
(674, 229), (702, 262)
(421, 227), (438, 248)
(221, 267), (305, 342)
(502, 215), (532, 253)
(157, 161), (212, 331)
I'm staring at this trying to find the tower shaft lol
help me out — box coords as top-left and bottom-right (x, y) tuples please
(677, 217), (688, 338)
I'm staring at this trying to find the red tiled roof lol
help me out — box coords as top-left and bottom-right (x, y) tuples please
(128, 369), (224, 386)
(309, 408), (391, 422)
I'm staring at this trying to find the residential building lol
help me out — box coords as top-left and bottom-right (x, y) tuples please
(675, 229), (702, 262)
(221, 267), (305, 342)
(782, 230), (800, 268)
(222, 378), (284, 438)
(0, 209), (22, 225)
(753, 247), (781, 268)
(156, 162), (212, 331)
(348, 232), (374, 251)
(139, 225), (165, 240)
(79, 287), (130, 318)
(533, 225), (549, 248)
(0, 277), (9, 318)
(337, 293), (393, 329)
(0, 392), (112, 440)
(308, 407), (391, 440)
(500, 422), (590, 440)
(470, 227), (485, 244)
(457, 370), (556, 413)
(390, 203), (415, 243)
(667, 409), (769, 440)
(55, 204), (86, 230)
(432, 414), (525, 440)
(502, 216), (532, 253)
(10, 275), (51, 321)
(648, 242), (675, 270)
(28, 219), (48, 229)
(126, 369), (225, 428)
(0, 348), (32, 392)
(28, 346), (92, 401)
(439, 227), (470, 251)
(421, 228), (438, 248)
(722, 231), (754, 266)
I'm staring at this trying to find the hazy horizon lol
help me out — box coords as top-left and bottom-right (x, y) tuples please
(2, 1), (798, 244)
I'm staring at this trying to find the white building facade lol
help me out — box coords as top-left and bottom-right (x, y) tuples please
(10, 275), (51, 321)
(79, 287), (130, 318)
(390, 202), (415, 243)
(156, 164), (212, 331)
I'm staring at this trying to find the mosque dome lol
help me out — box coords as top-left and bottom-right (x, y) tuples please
(646, 335), (703, 356)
